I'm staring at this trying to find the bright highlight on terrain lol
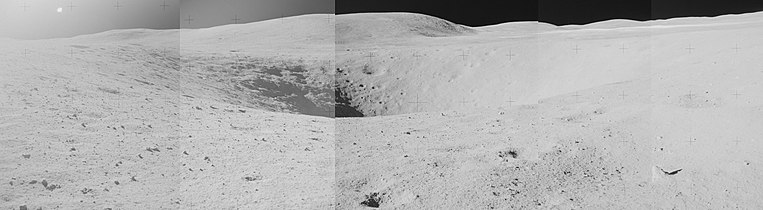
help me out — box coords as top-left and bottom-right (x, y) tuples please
(0, 1), (761, 209)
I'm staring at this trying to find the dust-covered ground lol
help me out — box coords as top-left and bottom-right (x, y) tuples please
(2, 11), (763, 210)
(334, 12), (763, 209)
(1, 15), (336, 209)
(336, 79), (763, 209)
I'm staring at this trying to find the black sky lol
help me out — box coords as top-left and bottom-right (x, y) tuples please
(4, 0), (762, 40)
(336, 0), (763, 27)
(181, 0), (334, 29)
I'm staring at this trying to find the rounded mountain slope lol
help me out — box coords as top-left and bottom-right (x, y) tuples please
(336, 12), (477, 44)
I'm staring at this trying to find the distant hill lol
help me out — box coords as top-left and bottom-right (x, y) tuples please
(336, 12), (476, 44)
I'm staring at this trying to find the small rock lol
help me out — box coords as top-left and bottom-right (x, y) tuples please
(19, 205), (28, 210)
(22, 154), (31, 159)
(360, 192), (382, 208)
(243, 174), (263, 181)
(45, 184), (61, 191)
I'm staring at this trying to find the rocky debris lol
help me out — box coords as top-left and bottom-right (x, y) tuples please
(46, 184), (61, 191)
(360, 192), (382, 208)
(498, 149), (520, 161)
(243, 173), (263, 182)
(1, 15), (338, 209)
(36, 179), (62, 191)
(40, 179), (61, 191)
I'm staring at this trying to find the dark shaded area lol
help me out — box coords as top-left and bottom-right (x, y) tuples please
(337, 0), (763, 26)
(260, 66), (284, 77)
(334, 88), (364, 118)
(360, 192), (381, 208)
(239, 78), (332, 117)
(660, 168), (683, 175)
(499, 150), (519, 159)
(233, 63), (333, 118)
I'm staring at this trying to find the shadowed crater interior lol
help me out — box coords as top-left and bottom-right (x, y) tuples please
(224, 61), (334, 117)
(335, 88), (364, 118)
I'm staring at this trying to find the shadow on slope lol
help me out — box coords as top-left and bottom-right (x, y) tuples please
(335, 87), (364, 118)
(191, 55), (335, 118)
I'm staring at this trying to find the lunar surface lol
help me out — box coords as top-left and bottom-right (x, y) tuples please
(1, 10), (762, 209)
(1, 15), (335, 209)
(335, 12), (763, 209)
